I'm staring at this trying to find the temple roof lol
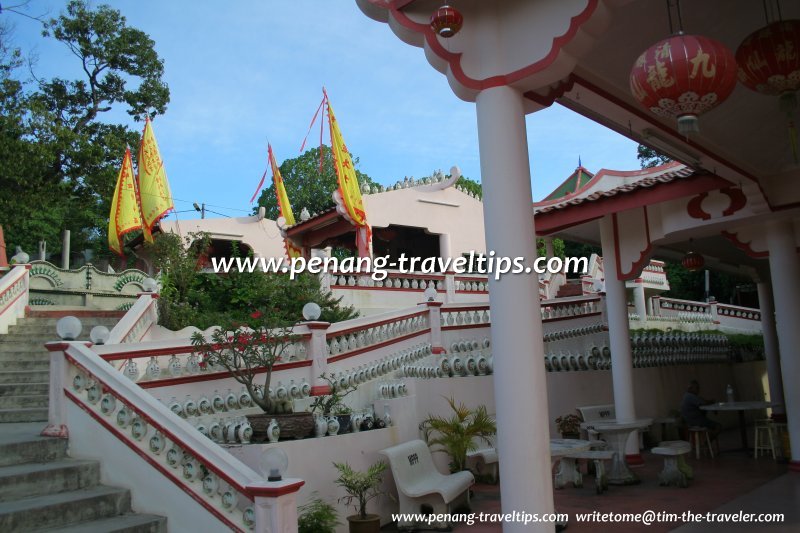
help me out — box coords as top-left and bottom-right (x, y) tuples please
(543, 166), (595, 201)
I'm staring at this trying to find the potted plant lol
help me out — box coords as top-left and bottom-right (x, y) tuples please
(333, 461), (388, 533)
(555, 413), (582, 439)
(191, 317), (314, 440)
(420, 396), (496, 473)
(298, 494), (340, 533)
(309, 373), (358, 433)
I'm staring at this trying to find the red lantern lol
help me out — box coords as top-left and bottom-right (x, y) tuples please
(430, 5), (463, 38)
(681, 251), (705, 272)
(630, 34), (738, 135)
(737, 20), (800, 114)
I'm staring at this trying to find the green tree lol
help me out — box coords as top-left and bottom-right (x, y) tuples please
(254, 145), (378, 220)
(637, 144), (672, 169)
(456, 174), (482, 198)
(0, 0), (169, 259)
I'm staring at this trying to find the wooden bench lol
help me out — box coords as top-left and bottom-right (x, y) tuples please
(381, 439), (474, 530)
(652, 441), (692, 487)
(556, 450), (616, 494)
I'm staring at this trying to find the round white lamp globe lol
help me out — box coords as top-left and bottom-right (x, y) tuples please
(56, 316), (83, 341)
(260, 447), (289, 482)
(302, 302), (321, 321)
(90, 325), (110, 345)
(142, 277), (158, 293)
(423, 287), (438, 302)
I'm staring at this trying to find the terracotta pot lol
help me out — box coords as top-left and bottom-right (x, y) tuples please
(347, 514), (381, 533)
(246, 412), (314, 442)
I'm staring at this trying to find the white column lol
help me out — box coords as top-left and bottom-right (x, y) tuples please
(248, 480), (304, 533)
(305, 322), (332, 396)
(766, 219), (800, 469)
(41, 341), (70, 438)
(599, 216), (640, 460)
(476, 85), (553, 528)
(756, 280), (785, 416)
(439, 233), (452, 260)
(647, 296), (654, 317)
(633, 279), (647, 322)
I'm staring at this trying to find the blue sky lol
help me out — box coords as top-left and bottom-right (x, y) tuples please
(9, 1), (640, 220)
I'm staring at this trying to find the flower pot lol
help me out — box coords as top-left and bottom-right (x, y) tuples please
(336, 414), (352, 434)
(560, 432), (580, 440)
(246, 412), (314, 441)
(347, 514), (381, 533)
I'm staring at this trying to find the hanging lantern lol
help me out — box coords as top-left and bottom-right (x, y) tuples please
(430, 5), (463, 38)
(681, 250), (705, 272)
(630, 34), (738, 135)
(736, 19), (800, 160)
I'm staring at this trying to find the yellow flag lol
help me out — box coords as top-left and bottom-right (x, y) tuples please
(269, 144), (302, 259)
(327, 99), (367, 227)
(137, 117), (174, 242)
(108, 148), (142, 256)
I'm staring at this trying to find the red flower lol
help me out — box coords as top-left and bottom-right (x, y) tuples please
(250, 310), (263, 319)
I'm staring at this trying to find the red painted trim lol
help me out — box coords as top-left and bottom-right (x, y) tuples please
(721, 187), (747, 216)
(720, 231), (770, 258)
(40, 424), (68, 438)
(285, 209), (340, 236)
(426, 301), (444, 308)
(442, 305), (491, 312)
(305, 321), (331, 330)
(388, 1), (600, 92)
(543, 312), (603, 324)
(535, 174), (732, 235)
(442, 324), (489, 332)
(612, 209), (653, 281)
(431, 347), (446, 354)
(326, 311), (427, 339)
(454, 290), (489, 294)
(46, 341), (92, 352)
(687, 192), (711, 220)
(65, 389), (248, 533)
(99, 336), (311, 361)
(327, 329), (431, 363)
(0, 287), (28, 314)
(246, 480), (305, 498)
(310, 385), (331, 396)
(138, 360), (313, 389)
(453, 276), (490, 283)
(626, 453), (644, 466)
(332, 285), (428, 292)
(332, 272), (446, 281)
(0, 275), (25, 300)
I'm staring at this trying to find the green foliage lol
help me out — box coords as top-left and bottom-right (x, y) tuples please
(536, 237), (566, 258)
(191, 322), (297, 413)
(149, 232), (358, 330)
(637, 144), (672, 168)
(456, 174), (482, 198)
(333, 461), (388, 520)
(309, 373), (357, 416)
(661, 260), (752, 303)
(254, 145), (378, 220)
(298, 495), (340, 533)
(0, 0), (169, 257)
(420, 396), (496, 473)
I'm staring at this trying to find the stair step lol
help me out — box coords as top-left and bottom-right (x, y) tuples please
(0, 351), (51, 361)
(0, 408), (48, 423)
(0, 429), (67, 467)
(13, 318), (121, 328)
(0, 360), (50, 371)
(0, 459), (100, 501)
(41, 512), (167, 533)
(0, 371), (50, 384)
(0, 395), (48, 409)
(0, 382), (49, 397)
(0, 485), (131, 531)
(0, 342), (51, 352)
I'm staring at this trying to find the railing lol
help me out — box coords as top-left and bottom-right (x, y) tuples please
(329, 270), (445, 292)
(46, 341), (303, 532)
(106, 293), (160, 344)
(717, 303), (761, 321)
(0, 264), (30, 334)
(630, 331), (730, 366)
(28, 260), (147, 310)
(654, 297), (714, 323)
(325, 307), (430, 361)
(539, 268), (566, 299)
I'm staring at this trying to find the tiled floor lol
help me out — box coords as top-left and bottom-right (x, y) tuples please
(383, 430), (795, 531)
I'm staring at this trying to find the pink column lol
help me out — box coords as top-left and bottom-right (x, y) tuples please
(599, 216), (641, 463)
(476, 85), (553, 530)
(305, 322), (332, 396)
(756, 280), (785, 417)
(765, 219), (800, 469)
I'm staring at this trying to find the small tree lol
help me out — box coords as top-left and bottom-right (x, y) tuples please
(333, 461), (388, 520)
(190, 320), (297, 413)
(421, 396), (496, 473)
(309, 373), (357, 416)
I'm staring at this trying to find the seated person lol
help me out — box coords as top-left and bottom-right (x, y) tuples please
(681, 380), (721, 439)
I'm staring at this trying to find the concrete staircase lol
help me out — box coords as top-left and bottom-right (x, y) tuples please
(0, 315), (120, 423)
(0, 423), (166, 531)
